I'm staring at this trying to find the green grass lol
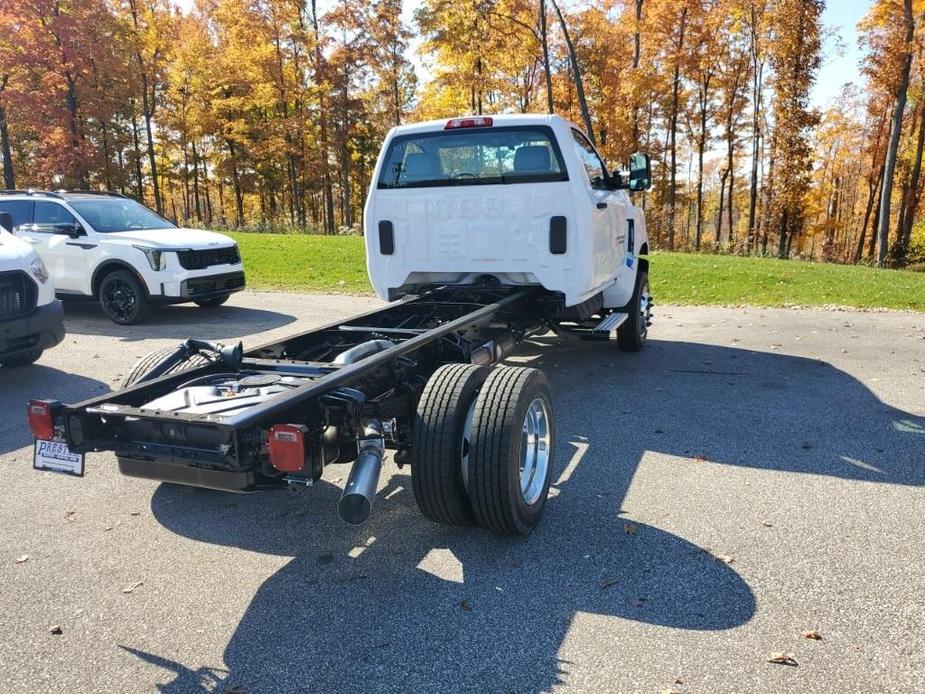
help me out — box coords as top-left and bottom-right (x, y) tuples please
(227, 232), (925, 311)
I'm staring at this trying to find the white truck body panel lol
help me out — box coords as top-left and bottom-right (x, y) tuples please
(364, 114), (648, 307)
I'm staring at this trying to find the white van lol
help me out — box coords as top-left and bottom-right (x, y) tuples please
(0, 212), (64, 366)
(364, 114), (651, 332)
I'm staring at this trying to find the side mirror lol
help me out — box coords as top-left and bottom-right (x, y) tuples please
(0, 212), (12, 233)
(54, 223), (85, 239)
(628, 152), (652, 192)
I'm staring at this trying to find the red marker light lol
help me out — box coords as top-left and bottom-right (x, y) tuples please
(268, 424), (308, 472)
(444, 116), (494, 130)
(27, 400), (56, 441)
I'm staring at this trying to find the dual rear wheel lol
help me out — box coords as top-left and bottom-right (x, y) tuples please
(411, 363), (555, 536)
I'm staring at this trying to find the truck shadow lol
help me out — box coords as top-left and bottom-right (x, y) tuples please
(0, 365), (109, 456)
(61, 300), (297, 341)
(135, 339), (923, 692)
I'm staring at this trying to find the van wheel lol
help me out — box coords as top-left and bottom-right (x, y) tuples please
(122, 347), (211, 388)
(467, 366), (555, 536)
(617, 271), (650, 352)
(411, 363), (489, 526)
(1, 349), (43, 367)
(99, 270), (149, 325)
(195, 296), (229, 308)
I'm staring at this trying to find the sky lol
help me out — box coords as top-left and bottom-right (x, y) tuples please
(171, 0), (873, 111)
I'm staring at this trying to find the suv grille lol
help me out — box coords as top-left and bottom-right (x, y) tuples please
(176, 246), (241, 270)
(0, 271), (37, 320)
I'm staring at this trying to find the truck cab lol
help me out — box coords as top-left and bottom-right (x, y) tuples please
(364, 114), (650, 314)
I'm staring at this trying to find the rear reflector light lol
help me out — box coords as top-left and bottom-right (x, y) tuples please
(268, 424), (309, 473)
(445, 116), (493, 129)
(27, 400), (57, 440)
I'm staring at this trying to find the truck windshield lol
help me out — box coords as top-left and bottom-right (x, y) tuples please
(68, 198), (177, 233)
(377, 126), (569, 189)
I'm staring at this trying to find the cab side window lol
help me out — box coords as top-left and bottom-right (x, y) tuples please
(33, 201), (77, 232)
(0, 200), (34, 231)
(571, 129), (609, 190)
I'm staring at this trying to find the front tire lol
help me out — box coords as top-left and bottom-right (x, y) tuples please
(194, 296), (230, 308)
(1, 349), (43, 367)
(468, 366), (555, 536)
(617, 270), (650, 352)
(98, 270), (149, 325)
(411, 363), (489, 527)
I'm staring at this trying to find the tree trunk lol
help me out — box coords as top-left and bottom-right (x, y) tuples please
(890, 89), (925, 266)
(550, 0), (595, 144)
(630, 0), (644, 147)
(312, 0), (336, 235)
(140, 75), (162, 214)
(667, 7), (688, 251)
(876, 0), (914, 267)
(717, 168), (729, 246)
(130, 107), (144, 199)
(746, 6), (763, 255)
(540, 0), (554, 114)
(0, 103), (15, 189)
(191, 141), (202, 222)
(225, 139), (244, 228)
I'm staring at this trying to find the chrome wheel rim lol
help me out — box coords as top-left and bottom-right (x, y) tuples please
(460, 398), (477, 493)
(520, 398), (550, 505)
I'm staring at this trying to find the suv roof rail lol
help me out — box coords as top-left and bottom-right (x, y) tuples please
(0, 189), (64, 198)
(58, 189), (128, 198)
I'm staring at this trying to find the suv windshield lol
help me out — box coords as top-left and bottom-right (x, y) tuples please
(68, 198), (176, 233)
(377, 125), (568, 189)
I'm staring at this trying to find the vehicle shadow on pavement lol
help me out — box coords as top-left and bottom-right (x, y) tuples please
(0, 365), (109, 456)
(60, 301), (297, 340)
(133, 338), (923, 692)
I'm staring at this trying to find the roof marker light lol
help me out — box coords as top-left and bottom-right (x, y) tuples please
(444, 117), (494, 130)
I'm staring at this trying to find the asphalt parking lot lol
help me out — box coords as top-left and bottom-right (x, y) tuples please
(1, 291), (923, 693)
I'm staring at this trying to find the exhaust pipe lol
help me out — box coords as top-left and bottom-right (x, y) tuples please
(337, 421), (385, 525)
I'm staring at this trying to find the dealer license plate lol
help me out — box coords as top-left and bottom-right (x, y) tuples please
(33, 439), (84, 477)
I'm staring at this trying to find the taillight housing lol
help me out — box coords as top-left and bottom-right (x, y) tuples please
(27, 399), (59, 441)
(268, 424), (309, 473)
(444, 116), (493, 129)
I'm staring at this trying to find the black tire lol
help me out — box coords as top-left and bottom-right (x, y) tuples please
(1, 349), (42, 367)
(194, 296), (230, 308)
(617, 270), (650, 352)
(411, 363), (489, 527)
(98, 270), (149, 325)
(122, 347), (211, 389)
(468, 366), (555, 536)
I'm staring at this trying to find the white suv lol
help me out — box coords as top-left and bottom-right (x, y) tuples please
(0, 191), (245, 324)
(0, 212), (65, 366)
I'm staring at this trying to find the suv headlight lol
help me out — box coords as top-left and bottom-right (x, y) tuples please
(29, 256), (49, 284)
(136, 246), (166, 271)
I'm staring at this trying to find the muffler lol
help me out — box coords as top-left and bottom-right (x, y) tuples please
(337, 420), (385, 525)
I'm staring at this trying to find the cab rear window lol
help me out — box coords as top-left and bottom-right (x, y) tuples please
(377, 126), (568, 189)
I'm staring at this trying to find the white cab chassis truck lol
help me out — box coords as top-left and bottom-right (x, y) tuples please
(29, 115), (653, 536)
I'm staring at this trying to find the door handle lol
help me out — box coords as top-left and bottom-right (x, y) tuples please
(596, 202), (608, 210)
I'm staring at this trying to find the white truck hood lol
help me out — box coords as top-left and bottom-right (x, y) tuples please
(0, 227), (38, 266)
(98, 227), (237, 250)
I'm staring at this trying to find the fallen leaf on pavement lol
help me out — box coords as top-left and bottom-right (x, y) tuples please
(623, 523), (637, 535)
(129, 511), (141, 516)
(761, 521), (773, 527)
(122, 581), (144, 594)
(693, 453), (707, 461)
(458, 600), (472, 612)
(600, 578), (619, 590)
(15, 555), (29, 564)
(801, 630), (822, 640)
(713, 553), (735, 564)
(64, 511), (76, 522)
(767, 652), (798, 666)
(49, 625), (63, 635)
